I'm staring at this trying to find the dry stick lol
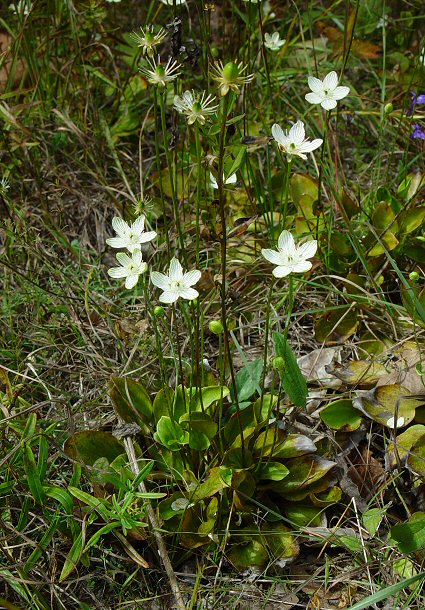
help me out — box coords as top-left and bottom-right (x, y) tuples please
(122, 436), (186, 610)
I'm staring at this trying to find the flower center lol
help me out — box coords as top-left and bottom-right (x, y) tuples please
(192, 101), (202, 113)
(156, 66), (165, 77)
(170, 279), (183, 291)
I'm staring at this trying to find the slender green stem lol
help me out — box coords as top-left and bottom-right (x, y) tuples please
(260, 277), (275, 408)
(282, 160), (291, 228)
(172, 303), (186, 402)
(153, 87), (170, 254)
(159, 89), (188, 266)
(283, 275), (295, 347)
(194, 122), (203, 267)
(217, 93), (245, 461)
(142, 280), (167, 389)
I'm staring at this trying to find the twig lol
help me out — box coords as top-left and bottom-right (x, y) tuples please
(123, 436), (186, 610)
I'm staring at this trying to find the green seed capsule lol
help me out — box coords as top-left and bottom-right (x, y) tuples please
(154, 306), (164, 317)
(222, 62), (240, 82)
(273, 356), (285, 370)
(209, 320), (224, 335)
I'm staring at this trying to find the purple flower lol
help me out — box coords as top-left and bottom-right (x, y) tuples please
(407, 91), (425, 116)
(411, 123), (425, 140)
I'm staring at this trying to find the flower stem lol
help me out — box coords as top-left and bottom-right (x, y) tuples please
(283, 275), (295, 347)
(217, 93), (245, 461)
(260, 276), (275, 409)
(158, 89), (188, 266)
(153, 87), (170, 255)
(282, 160), (291, 229)
(194, 122), (202, 267)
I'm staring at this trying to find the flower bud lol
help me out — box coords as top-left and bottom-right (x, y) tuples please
(273, 356), (285, 370)
(384, 102), (393, 115)
(211, 46), (219, 59)
(154, 306), (164, 317)
(209, 320), (224, 335)
(409, 271), (420, 283)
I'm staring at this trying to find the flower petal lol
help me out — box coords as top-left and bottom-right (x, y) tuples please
(323, 71), (338, 91)
(261, 248), (285, 265)
(278, 230), (296, 256)
(289, 121), (305, 145)
(159, 290), (179, 303)
(139, 230), (157, 243)
(291, 260), (312, 273)
(298, 138), (323, 153)
(297, 239), (318, 260)
(132, 250), (143, 264)
(209, 173), (218, 189)
(332, 85), (350, 100)
(108, 267), (128, 278)
(271, 123), (285, 146)
(106, 237), (130, 249)
(132, 215), (146, 234)
(112, 217), (129, 238)
(116, 252), (132, 266)
(183, 269), (201, 286)
(169, 258), (183, 280)
(321, 98), (338, 110)
(307, 75), (324, 94)
(305, 92), (323, 105)
(225, 173), (237, 185)
(273, 265), (292, 278)
(180, 287), (199, 301)
(151, 271), (170, 290)
(125, 274), (140, 289)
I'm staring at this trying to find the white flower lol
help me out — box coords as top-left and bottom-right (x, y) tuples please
(106, 216), (157, 254)
(305, 71), (350, 110)
(209, 172), (237, 189)
(271, 121), (323, 160)
(139, 57), (181, 87)
(262, 230), (317, 278)
(131, 26), (167, 58)
(106, 0), (121, 3)
(264, 32), (286, 51)
(386, 416), (405, 428)
(108, 251), (148, 290)
(173, 90), (218, 125)
(9, 0), (31, 14)
(160, 0), (186, 4)
(151, 258), (201, 304)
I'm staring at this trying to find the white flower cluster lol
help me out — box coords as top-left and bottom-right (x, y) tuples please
(107, 216), (201, 302)
(106, 13), (352, 291)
